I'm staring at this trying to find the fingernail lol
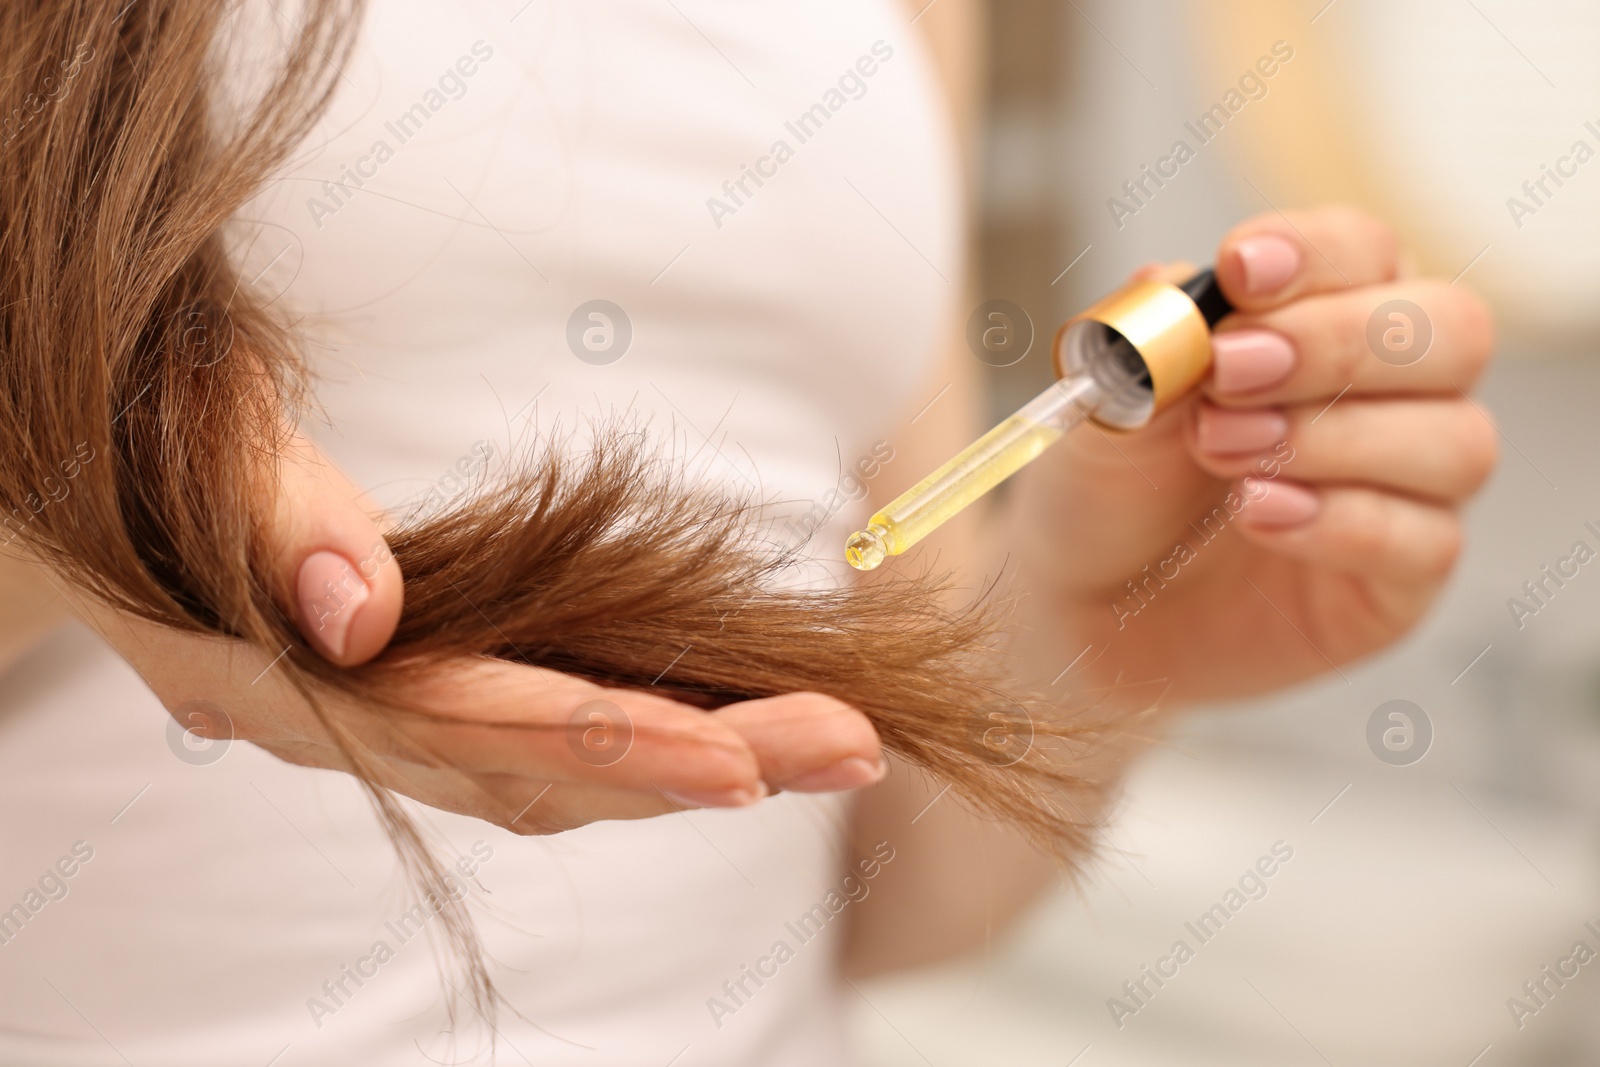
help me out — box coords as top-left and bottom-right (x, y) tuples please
(1211, 330), (1296, 395)
(1196, 406), (1289, 455)
(1239, 478), (1320, 527)
(662, 782), (769, 809)
(784, 757), (888, 794)
(1230, 234), (1301, 294)
(296, 550), (371, 659)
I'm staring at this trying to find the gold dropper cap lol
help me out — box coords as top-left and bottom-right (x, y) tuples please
(1051, 275), (1216, 430)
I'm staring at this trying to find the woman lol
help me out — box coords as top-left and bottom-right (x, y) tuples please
(0, 1), (1493, 1063)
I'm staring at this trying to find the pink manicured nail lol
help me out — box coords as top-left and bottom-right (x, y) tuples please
(296, 550), (371, 659)
(1230, 234), (1301, 294)
(1239, 479), (1320, 527)
(663, 782), (769, 809)
(1211, 330), (1296, 395)
(1196, 406), (1288, 455)
(784, 757), (888, 793)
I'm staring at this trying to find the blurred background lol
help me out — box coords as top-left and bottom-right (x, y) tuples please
(851, 1), (1600, 1063)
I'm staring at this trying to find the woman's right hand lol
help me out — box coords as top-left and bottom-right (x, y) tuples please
(68, 436), (887, 833)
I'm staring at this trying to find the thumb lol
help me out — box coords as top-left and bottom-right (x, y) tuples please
(271, 433), (403, 666)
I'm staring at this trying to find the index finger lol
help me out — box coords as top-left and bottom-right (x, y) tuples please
(1216, 205), (1401, 313)
(377, 659), (766, 802)
(1205, 280), (1494, 406)
(383, 660), (883, 803)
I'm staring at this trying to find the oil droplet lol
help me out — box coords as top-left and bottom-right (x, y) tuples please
(845, 528), (887, 571)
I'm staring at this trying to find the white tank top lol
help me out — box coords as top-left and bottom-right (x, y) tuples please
(0, 2), (959, 1064)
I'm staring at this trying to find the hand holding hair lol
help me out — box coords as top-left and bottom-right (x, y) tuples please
(80, 431), (893, 825)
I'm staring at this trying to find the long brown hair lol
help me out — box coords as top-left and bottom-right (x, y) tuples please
(0, 0), (1134, 1032)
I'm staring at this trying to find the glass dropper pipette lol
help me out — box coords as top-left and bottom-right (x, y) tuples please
(845, 367), (1121, 570)
(845, 268), (1232, 571)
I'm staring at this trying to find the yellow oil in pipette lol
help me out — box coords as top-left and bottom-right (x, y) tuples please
(845, 374), (1104, 570)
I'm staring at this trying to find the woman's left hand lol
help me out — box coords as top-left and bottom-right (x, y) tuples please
(1015, 205), (1497, 704)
